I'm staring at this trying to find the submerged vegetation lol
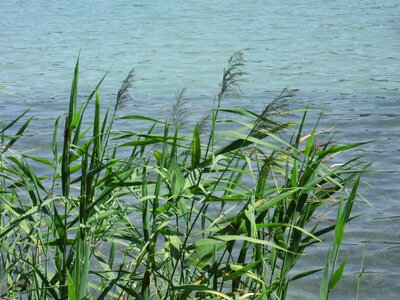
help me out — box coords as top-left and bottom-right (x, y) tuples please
(0, 53), (368, 299)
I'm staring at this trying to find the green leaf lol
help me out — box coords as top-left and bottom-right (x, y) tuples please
(329, 259), (347, 290)
(117, 114), (163, 123)
(117, 139), (157, 147)
(224, 261), (260, 281)
(168, 157), (186, 196)
(191, 124), (201, 168)
(290, 268), (323, 282)
(213, 235), (288, 252)
(153, 149), (162, 165)
(304, 129), (315, 157)
(291, 158), (298, 187)
(317, 142), (371, 158)
(172, 284), (234, 300)
(2, 116), (33, 153)
(67, 270), (77, 300)
(21, 154), (55, 168)
(256, 188), (300, 213)
(0, 108), (30, 134)
(320, 248), (330, 300)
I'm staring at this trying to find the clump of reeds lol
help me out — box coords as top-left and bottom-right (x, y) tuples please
(0, 53), (368, 300)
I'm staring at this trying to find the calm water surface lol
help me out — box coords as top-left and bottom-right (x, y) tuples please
(1, 1), (399, 298)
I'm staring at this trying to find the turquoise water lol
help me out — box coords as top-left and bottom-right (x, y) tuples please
(1, 0), (399, 298)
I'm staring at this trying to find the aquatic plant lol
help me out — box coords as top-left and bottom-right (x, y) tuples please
(0, 53), (367, 299)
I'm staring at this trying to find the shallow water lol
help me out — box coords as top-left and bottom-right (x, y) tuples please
(1, 0), (399, 298)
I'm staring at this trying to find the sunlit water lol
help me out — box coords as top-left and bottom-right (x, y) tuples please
(1, 0), (399, 298)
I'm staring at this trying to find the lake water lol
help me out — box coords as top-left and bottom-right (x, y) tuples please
(1, 0), (399, 298)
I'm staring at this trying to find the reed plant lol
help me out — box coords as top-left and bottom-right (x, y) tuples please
(0, 53), (368, 299)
